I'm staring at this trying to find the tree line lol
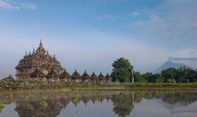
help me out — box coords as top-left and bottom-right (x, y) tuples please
(111, 57), (197, 83)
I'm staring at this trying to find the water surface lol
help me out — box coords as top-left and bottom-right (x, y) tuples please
(0, 90), (197, 117)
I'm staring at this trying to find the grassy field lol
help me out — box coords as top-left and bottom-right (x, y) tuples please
(69, 82), (197, 90)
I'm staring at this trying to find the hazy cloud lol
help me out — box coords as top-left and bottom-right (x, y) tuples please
(0, 0), (37, 10)
(95, 14), (120, 21)
(171, 49), (197, 58)
(128, 9), (156, 17)
(127, 0), (197, 43)
(128, 11), (140, 16)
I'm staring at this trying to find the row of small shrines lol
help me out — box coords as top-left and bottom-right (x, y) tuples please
(27, 69), (112, 83)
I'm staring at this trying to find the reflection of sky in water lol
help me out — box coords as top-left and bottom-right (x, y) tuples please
(58, 100), (115, 117)
(0, 103), (17, 117)
(0, 91), (197, 117)
(131, 99), (197, 117)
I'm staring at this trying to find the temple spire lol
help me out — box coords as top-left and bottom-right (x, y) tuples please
(53, 54), (56, 59)
(39, 40), (43, 47)
(29, 51), (31, 56)
(33, 48), (35, 54)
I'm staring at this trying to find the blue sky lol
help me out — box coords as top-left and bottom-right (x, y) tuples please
(0, 0), (197, 78)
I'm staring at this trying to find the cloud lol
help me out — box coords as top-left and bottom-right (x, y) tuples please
(128, 11), (140, 16)
(126, 0), (197, 44)
(95, 14), (120, 21)
(128, 8), (158, 17)
(133, 14), (168, 33)
(170, 49), (197, 58)
(0, 0), (37, 10)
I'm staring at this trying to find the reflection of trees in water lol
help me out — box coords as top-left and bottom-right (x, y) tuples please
(161, 92), (197, 105)
(0, 90), (197, 117)
(141, 91), (197, 106)
(13, 91), (115, 117)
(111, 93), (134, 117)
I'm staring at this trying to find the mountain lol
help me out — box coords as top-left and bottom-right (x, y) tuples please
(154, 57), (197, 73)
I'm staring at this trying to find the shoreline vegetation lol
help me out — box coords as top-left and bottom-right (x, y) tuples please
(0, 79), (197, 90)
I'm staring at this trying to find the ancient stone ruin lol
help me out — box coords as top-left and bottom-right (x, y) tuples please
(15, 41), (112, 82)
(15, 40), (64, 80)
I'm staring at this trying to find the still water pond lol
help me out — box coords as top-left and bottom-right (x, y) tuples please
(0, 90), (197, 117)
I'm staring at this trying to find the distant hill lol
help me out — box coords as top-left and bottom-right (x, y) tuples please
(154, 57), (197, 73)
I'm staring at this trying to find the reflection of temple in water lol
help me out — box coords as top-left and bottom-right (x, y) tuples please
(0, 91), (197, 117)
(11, 91), (136, 117)
(15, 95), (70, 117)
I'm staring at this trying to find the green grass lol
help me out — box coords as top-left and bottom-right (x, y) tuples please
(39, 97), (48, 109)
(131, 82), (197, 88)
(0, 100), (5, 111)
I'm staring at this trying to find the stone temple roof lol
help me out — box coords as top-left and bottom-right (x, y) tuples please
(71, 70), (81, 80)
(81, 71), (90, 80)
(15, 40), (63, 79)
(60, 69), (70, 79)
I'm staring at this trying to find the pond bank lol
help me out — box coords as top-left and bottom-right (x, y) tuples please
(0, 79), (197, 90)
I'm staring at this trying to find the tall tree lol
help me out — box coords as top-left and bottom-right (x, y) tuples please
(143, 72), (160, 83)
(134, 72), (145, 82)
(111, 57), (133, 82)
(161, 68), (178, 83)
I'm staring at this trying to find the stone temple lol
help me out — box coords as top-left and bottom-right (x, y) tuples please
(15, 40), (64, 80)
(15, 40), (112, 82)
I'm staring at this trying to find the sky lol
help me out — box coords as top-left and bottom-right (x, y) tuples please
(0, 0), (197, 78)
